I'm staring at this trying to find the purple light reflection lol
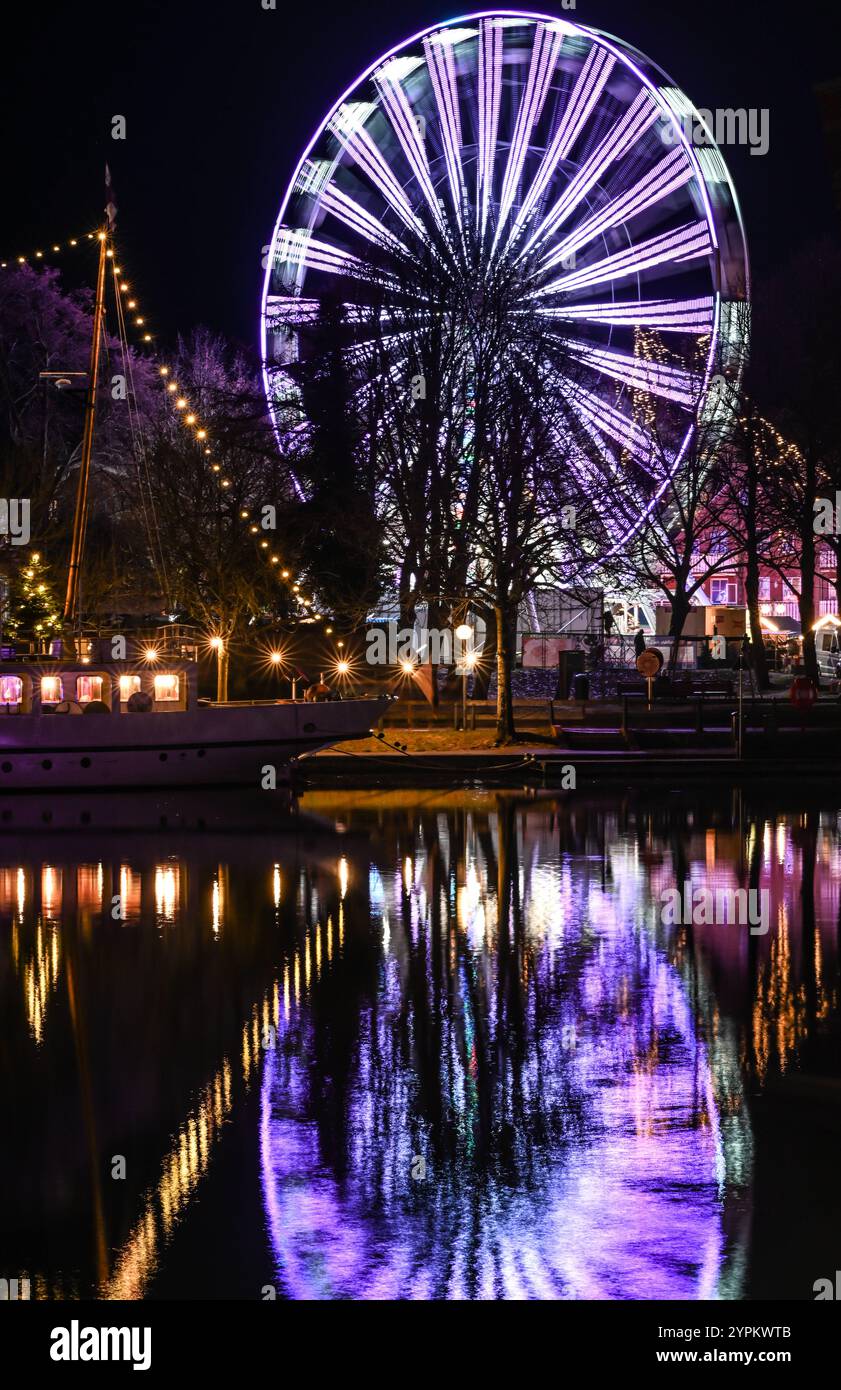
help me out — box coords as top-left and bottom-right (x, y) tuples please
(260, 872), (733, 1300)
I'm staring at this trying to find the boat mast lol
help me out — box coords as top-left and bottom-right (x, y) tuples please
(62, 226), (109, 638)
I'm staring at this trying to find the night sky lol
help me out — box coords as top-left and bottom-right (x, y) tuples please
(4, 0), (839, 356)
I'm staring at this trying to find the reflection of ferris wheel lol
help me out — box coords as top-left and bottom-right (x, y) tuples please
(261, 11), (749, 543)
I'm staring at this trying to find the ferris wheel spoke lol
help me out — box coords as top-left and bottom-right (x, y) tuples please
(534, 220), (712, 298)
(423, 31), (470, 229)
(476, 18), (503, 241)
(539, 147), (693, 274)
(315, 178), (411, 256)
(536, 352), (646, 494)
(508, 43), (616, 254)
(375, 58), (449, 237)
(556, 405), (630, 500)
(490, 20), (567, 257)
(563, 380), (661, 472)
(328, 103), (429, 241)
(537, 296), (715, 335)
(520, 90), (660, 260)
(271, 228), (372, 281)
(556, 338), (700, 407)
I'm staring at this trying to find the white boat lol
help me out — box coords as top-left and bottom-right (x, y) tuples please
(0, 658), (386, 790)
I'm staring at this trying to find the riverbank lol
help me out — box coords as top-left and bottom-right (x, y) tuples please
(298, 729), (841, 786)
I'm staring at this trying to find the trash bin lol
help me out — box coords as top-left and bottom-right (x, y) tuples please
(572, 672), (590, 701)
(556, 649), (585, 699)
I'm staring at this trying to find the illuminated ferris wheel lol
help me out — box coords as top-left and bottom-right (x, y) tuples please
(261, 11), (749, 545)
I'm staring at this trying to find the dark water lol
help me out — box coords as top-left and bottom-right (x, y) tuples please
(1, 784), (839, 1301)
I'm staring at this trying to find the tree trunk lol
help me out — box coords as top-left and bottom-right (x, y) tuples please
(799, 535), (819, 684)
(744, 559), (770, 690)
(495, 603), (516, 744)
(472, 603), (495, 700)
(667, 588), (691, 672)
(800, 451), (820, 684)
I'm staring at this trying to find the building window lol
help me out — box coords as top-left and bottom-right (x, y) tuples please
(0, 676), (23, 704)
(40, 675), (63, 703)
(153, 673), (180, 702)
(710, 579), (737, 606)
(76, 675), (103, 704)
(119, 675), (141, 702)
(758, 577), (771, 601)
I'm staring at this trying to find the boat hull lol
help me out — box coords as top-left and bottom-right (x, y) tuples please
(0, 698), (387, 791)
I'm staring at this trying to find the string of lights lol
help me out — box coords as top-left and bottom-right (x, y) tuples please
(1, 227), (335, 638)
(0, 230), (97, 270)
(104, 234), (333, 632)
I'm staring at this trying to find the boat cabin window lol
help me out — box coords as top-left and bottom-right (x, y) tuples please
(119, 675), (142, 701)
(41, 675), (63, 703)
(0, 676), (23, 705)
(153, 673), (180, 702)
(76, 675), (103, 704)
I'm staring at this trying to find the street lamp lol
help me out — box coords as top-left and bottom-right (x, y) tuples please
(455, 622), (474, 732)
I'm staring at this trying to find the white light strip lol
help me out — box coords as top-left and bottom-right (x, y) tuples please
(522, 90), (660, 257)
(492, 21), (565, 253)
(564, 339), (699, 406)
(375, 67), (446, 234)
(273, 229), (368, 280)
(565, 381), (657, 468)
(476, 18), (503, 241)
(534, 220), (712, 297)
(538, 296), (715, 333)
(509, 43), (615, 251)
(540, 146), (692, 272)
(424, 34), (466, 227)
(319, 183), (405, 254)
(328, 105), (427, 239)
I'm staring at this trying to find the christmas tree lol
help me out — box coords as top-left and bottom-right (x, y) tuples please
(1, 552), (61, 649)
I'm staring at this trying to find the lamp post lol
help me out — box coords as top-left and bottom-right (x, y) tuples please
(455, 621), (473, 732)
(209, 634), (226, 702)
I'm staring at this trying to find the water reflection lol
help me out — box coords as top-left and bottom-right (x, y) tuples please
(0, 788), (838, 1300)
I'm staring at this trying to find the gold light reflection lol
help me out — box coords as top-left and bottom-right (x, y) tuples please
(41, 865), (62, 919)
(775, 823), (787, 866)
(211, 865), (228, 936)
(154, 863), (179, 925)
(76, 863), (104, 913)
(23, 920), (62, 1044)
(119, 865), (142, 920)
(105, 1050), (236, 1298)
(338, 857), (349, 900)
(272, 864), (282, 909)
